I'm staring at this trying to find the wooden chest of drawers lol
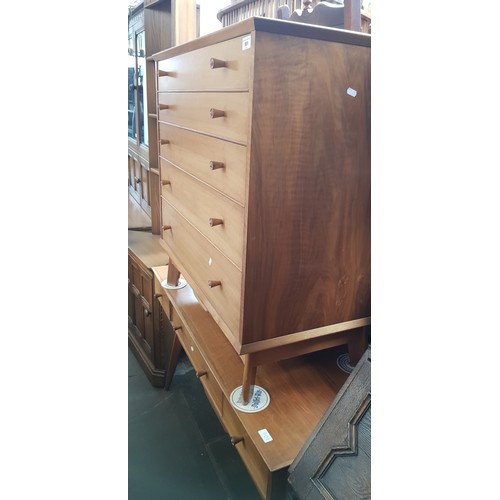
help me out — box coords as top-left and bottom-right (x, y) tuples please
(153, 18), (371, 375)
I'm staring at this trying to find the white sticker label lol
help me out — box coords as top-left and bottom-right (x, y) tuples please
(347, 87), (357, 97)
(258, 429), (273, 443)
(242, 35), (251, 51)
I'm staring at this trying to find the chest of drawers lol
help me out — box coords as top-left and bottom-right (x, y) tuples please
(153, 18), (371, 380)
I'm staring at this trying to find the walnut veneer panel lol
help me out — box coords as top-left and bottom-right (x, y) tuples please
(242, 32), (371, 343)
(154, 17), (370, 354)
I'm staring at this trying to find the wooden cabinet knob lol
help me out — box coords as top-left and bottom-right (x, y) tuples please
(162, 180), (171, 186)
(163, 225), (172, 231)
(196, 370), (207, 379)
(173, 325), (182, 331)
(145, 309), (151, 317)
(209, 218), (223, 227)
(210, 108), (225, 119)
(210, 58), (227, 69)
(160, 139), (169, 145)
(134, 177), (141, 184)
(208, 280), (221, 288)
(154, 293), (162, 299)
(158, 70), (172, 77)
(159, 104), (169, 110)
(230, 436), (244, 446)
(209, 161), (224, 170)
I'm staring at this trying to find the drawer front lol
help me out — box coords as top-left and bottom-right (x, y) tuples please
(174, 318), (224, 417)
(161, 199), (242, 337)
(160, 159), (245, 270)
(159, 123), (247, 205)
(221, 398), (269, 498)
(158, 92), (249, 144)
(157, 34), (253, 92)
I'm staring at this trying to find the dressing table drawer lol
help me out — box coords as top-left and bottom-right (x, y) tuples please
(160, 159), (245, 269)
(157, 34), (253, 92)
(158, 123), (247, 205)
(161, 199), (242, 339)
(158, 92), (250, 144)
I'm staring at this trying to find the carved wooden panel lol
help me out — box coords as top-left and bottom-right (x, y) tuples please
(288, 346), (371, 499)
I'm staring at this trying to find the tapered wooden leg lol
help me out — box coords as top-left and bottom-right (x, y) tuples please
(242, 354), (257, 405)
(167, 260), (181, 287)
(347, 326), (368, 366)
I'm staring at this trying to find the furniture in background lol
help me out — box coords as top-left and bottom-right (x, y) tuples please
(218, 0), (371, 34)
(127, 1), (199, 388)
(153, 16), (371, 403)
(128, 229), (174, 388)
(128, 0), (199, 234)
(218, 0), (302, 27)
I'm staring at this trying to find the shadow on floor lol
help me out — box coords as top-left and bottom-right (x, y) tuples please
(129, 347), (261, 500)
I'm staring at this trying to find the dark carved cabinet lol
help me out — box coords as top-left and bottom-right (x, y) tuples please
(288, 346), (371, 499)
(128, 230), (170, 387)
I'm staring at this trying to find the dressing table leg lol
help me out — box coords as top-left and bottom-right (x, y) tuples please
(242, 354), (257, 405)
(347, 326), (368, 366)
(166, 260), (181, 287)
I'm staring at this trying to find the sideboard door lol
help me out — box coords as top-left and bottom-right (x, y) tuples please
(288, 346), (371, 500)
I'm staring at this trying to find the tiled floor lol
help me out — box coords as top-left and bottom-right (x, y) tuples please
(128, 347), (261, 500)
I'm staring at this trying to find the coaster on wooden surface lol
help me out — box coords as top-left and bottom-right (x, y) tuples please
(161, 278), (187, 290)
(230, 385), (270, 413)
(336, 353), (354, 374)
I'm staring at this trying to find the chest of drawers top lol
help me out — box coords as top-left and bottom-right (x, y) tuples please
(153, 17), (371, 355)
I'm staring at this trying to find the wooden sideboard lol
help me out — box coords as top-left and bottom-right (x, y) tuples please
(128, 230), (174, 387)
(152, 17), (371, 401)
(152, 265), (351, 499)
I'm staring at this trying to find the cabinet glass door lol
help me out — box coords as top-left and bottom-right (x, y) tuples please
(128, 34), (135, 139)
(128, 30), (148, 146)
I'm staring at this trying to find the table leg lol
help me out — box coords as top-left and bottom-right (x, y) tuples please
(167, 260), (181, 287)
(347, 326), (368, 366)
(242, 354), (257, 405)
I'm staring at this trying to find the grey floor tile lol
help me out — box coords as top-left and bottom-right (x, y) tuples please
(129, 348), (261, 500)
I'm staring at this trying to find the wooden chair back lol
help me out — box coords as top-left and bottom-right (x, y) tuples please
(277, 0), (361, 32)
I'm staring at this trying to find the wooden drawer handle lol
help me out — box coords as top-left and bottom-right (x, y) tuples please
(134, 176), (141, 184)
(154, 293), (162, 299)
(163, 225), (172, 231)
(230, 436), (244, 446)
(144, 308), (151, 317)
(161, 180), (171, 186)
(208, 280), (221, 288)
(158, 70), (172, 77)
(209, 218), (223, 227)
(160, 139), (169, 145)
(196, 370), (207, 379)
(209, 161), (224, 170)
(210, 108), (225, 119)
(210, 58), (227, 69)
(159, 104), (169, 110)
(173, 325), (182, 331)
